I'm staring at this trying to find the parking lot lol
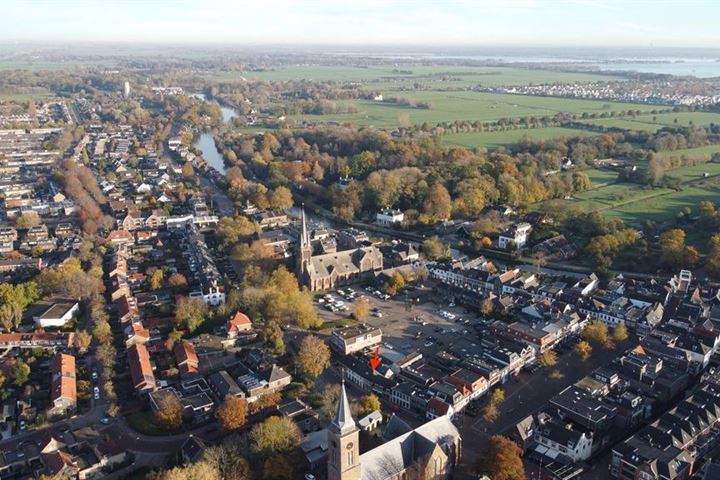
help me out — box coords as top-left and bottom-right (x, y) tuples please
(315, 282), (489, 354)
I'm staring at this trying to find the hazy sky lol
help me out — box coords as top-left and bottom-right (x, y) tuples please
(2, 0), (719, 48)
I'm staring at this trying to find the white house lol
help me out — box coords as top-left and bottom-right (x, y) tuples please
(376, 208), (404, 226)
(498, 222), (532, 250)
(534, 419), (593, 463)
(34, 302), (80, 328)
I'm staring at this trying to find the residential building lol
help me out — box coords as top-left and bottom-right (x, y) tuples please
(330, 324), (382, 355)
(375, 208), (404, 226)
(498, 222), (532, 249)
(127, 343), (156, 393)
(49, 353), (76, 416)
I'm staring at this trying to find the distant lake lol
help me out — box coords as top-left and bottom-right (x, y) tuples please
(594, 60), (720, 78)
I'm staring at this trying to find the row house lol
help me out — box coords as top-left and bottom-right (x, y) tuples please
(611, 372), (720, 479)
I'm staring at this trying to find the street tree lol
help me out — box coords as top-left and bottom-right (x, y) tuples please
(215, 396), (248, 431)
(297, 336), (331, 379)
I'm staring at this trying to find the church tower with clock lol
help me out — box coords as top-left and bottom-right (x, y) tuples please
(328, 381), (361, 480)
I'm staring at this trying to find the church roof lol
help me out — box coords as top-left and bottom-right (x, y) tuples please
(359, 416), (460, 480)
(330, 381), (357, 435)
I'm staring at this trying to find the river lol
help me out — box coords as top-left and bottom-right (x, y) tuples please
(192, 97), (238, 173)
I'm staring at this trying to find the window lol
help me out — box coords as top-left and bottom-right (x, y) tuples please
(434, 457), (442, 478)
(347, 451), (353, 466)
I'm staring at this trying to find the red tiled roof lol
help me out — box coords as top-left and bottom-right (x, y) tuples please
(228, 311), (252, 332)
(127, 343), (155, 391)
(51, 353), (76, 403)
(174, 341), (199, 375)
(107, 230), (134, 243)
(130, 322), (150, 339)
(115, 295), (139, 320)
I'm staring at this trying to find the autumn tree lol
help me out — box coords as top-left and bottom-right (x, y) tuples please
(216, 396), (248, 431)
(575, 340), (593, 360)
(267, 186), (293, 210)
(583, 321), (609, 346)
(297, 335), (331, 379)
(421, 236), (448, 261)
(9, 359), (30, 386)
(261, 319), (285, 355)
(352, 297), (370, 321)
(384, 271), (406, 296)
(659, 229), (697, 269)
(612, 323), (629, 343)
(263, 454), (293, 480)
(250, 416), (301, 455)
(538, 349), (558, 368)
(174, 296), (209, 333)
(249, 392), (282, 414)
(168, 273), (188, 290)
(201, 444), (254, 480)
(357, 394), (381, 415)
(75, 330), (92, 354)
(153, 394), (184, 430)
(708, 234), (720, 277)
(262, 267), (321, 329)
(147, 461), (219, 480)
(148, 268), (164, 290)
(15, 212), (41, 229)
(182, 161), (194, 179)
(423, 183), (452, 221)
(476, 435), (526, 480)
(320, 383), (342, 419)
(0, 282), (40, 330)
(483, 388), (505, 423)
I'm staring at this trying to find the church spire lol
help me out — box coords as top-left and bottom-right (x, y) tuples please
(331, 380), (356, 435)
(301, 203), (308, 247)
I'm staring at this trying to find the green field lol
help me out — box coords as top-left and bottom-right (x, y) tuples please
(660, 144), (720, 161)
(605, 180), (720, 223)
(535, 145), (720, 224)
(441, 127), (596, 150)
(289, 92), (650, 129)
(585, 168), (619, 186)
(0, 91), (54, 101)
(233, 65), (624, 87)
(579, 111), (720, 133)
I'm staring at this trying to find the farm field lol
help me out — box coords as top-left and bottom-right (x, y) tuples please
(235, 65), (625, 86)
(441, 127), (596, 150)
(289, 92), (651, 128)
(579, 111), (720, 132)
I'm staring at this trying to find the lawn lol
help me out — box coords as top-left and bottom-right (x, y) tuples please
(441, 127), (596, 150)
(288, 92), (650, 129)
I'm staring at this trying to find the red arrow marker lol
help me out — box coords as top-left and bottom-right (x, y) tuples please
(370, 347), (381, 372)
